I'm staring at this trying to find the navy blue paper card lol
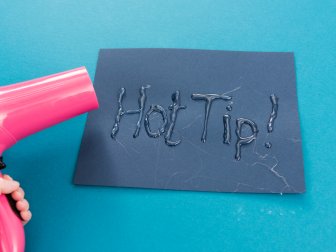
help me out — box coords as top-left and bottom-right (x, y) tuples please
(74, 49), (305, 193)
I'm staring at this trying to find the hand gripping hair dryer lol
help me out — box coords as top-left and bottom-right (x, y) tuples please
(0, 67), (99, 252)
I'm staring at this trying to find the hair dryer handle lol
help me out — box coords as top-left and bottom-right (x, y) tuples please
(5, 193), (24, 221)
(0, 194), (25, 252)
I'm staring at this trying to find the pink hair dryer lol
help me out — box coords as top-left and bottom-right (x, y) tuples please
(0, 67), (99, 252)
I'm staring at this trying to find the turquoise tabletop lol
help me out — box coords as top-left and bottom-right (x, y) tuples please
(1, 1), (335, 251)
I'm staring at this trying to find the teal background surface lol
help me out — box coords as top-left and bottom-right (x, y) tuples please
(0, 1), (335, 251)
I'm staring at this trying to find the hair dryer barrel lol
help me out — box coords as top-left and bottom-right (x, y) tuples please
(0, 67), (98, 155)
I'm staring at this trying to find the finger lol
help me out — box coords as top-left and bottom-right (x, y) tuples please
(2, 175), (13, 181)
(16, 199), (29, 212)
(0, 178), (20, 194)
(21, 210), (32, 225)
(11, 187), (25, 201)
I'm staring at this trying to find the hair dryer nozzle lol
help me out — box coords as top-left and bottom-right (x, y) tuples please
(0, 67), (99, 156)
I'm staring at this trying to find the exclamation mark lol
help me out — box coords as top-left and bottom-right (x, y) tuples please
(265, 94), (279, 148)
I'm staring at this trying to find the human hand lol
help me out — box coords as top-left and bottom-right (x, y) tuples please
(0, 175), (32, 225)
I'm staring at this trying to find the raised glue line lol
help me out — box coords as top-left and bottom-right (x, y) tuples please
(111, 85), (150, 139)
(235, 118), (258, 161)
(144, 104), (168, 138)
(191, 93), (232, 143)
(267, 94), (279, 133)
(223, 114), (231, 144)
(165, 91), (187, 146)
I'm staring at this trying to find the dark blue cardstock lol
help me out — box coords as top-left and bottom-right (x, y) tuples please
(74, 49), (305, 193)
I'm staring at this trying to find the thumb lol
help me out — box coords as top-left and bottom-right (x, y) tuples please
(0, 177), (20, 194)
(2, 174), (13, 181)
